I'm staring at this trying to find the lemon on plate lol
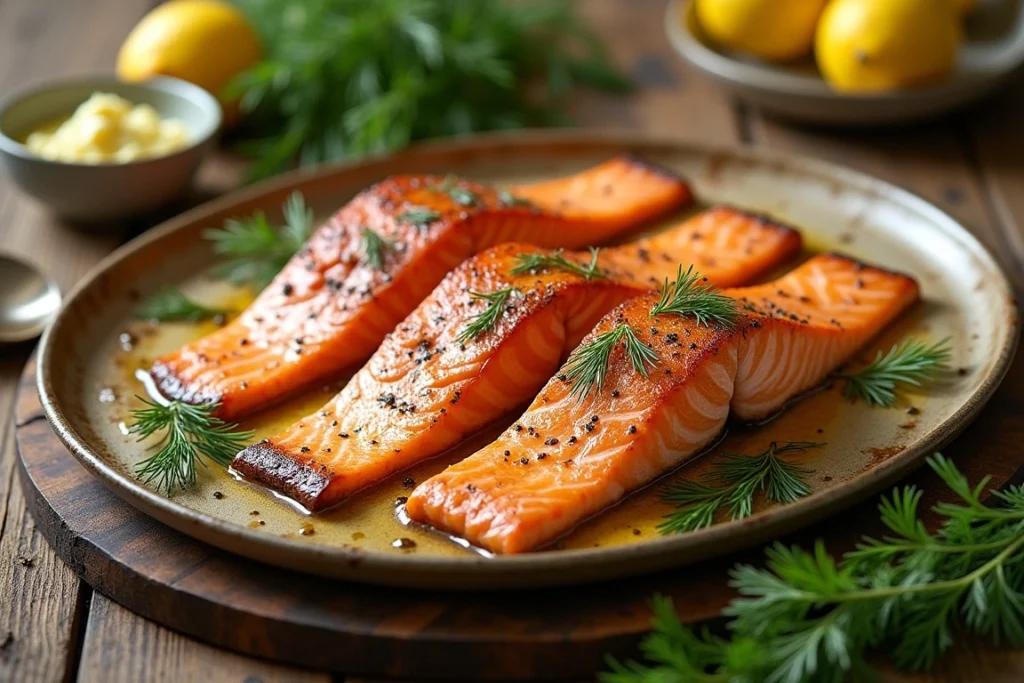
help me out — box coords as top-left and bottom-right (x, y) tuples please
(117, 0), (262, 121)
(815, 0), (961, 93)
(695, 0), (830, 62)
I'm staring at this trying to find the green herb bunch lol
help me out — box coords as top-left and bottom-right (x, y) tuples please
(228, 0), (630, 179)
(605, 454), (1024, 683)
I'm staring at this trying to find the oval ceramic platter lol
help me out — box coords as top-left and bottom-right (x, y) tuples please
(666, 0), (1024, 126)
(37, 132), (1018, 589)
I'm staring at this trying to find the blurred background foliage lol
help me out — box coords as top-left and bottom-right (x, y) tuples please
(228, 0), (631, 180)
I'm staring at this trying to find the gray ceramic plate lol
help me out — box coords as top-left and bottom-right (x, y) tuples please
(666, 0), (1024, 126)
(0, 75), (221, 222)
(37, 132), (1018, 589)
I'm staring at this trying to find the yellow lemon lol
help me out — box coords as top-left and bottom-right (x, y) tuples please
(117, 0), (262, 120)
(695, 0), (830, 62)
(815, 0), (960, 93)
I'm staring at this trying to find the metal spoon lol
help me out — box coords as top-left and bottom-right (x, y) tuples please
(0, 254), (61, 343)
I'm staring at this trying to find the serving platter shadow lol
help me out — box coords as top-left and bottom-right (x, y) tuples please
(35, 131), (1019, 589)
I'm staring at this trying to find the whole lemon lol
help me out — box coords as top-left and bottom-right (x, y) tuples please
(117, 0), (262, 119)
(696, 0), (830, 62)
(816, 0), (960, 93)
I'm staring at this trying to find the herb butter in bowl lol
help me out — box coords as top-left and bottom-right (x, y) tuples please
(25, 92), (192, 164)
(0, 75), (220, 224)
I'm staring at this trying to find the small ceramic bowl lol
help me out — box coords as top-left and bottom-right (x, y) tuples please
(0, 75), (221, 223)
(666, 0), (1024, 126)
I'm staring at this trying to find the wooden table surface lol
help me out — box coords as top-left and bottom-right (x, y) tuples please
(2, 1), (1023, 681)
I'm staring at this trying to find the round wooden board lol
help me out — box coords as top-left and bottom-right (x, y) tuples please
(15, 353), (1024, 680)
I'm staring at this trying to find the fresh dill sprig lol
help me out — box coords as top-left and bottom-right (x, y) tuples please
(204, 191), (315, 290)
(605, 454), (1024, 683)
(510, 247), (605, 281)
(497, 189), (532, 208)
(658, 441), (822, 535)
(360, 227), (396, 270)
(447, 186), (479, 207)
(129, 398), (254, 496)
(455, 287), (522, 344)
(135, 287), (231, 323)
(280, 191), (316, 248)
(649, 264), (739, 328)
(431, 175), (480, 207)
(840, 337), (952, 407)
(563, 323), (658, 401)
(398, 206), (442, 226)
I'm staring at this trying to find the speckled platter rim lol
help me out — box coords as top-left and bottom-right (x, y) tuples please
(36, 131), (1020, 589)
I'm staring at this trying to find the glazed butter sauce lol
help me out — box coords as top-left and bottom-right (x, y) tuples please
(102, 243), (934, 559)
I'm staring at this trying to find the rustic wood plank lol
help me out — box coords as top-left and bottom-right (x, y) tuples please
(76, 594), (331, 683)
(573, 0), (740, 143)
(964, 87), (1024, 282)
(879, 640), (1024, 683)
(0, 423), (87, 683)
(0, 1), (171, 682)
(747, 115), (1018, 285)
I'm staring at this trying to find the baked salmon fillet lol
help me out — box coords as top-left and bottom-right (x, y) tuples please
(406, 254), (920, 554)
(231, 208), (802, 510)
(149, 156), (693, 420)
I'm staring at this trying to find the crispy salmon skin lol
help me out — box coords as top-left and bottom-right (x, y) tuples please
(232, 208), (802, 511)
(149, 156), (693, 420)
(406, 254), (919, 554)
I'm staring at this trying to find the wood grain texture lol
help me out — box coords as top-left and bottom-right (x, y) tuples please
(0, 0), (155, 679)
(748, 115), (1021, 289)
(570, 0), (740, 143)
(0, 443), (86, 683)
(14, 352), (1024, 681)
(965, 87), (1024, 285)
(879, 639), (1024, 683)
(77, 594), (330, 683)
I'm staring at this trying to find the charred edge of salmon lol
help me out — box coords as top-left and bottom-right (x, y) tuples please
(232, 442), (329, 512)
(618, 152), (692, 186)
(148, 362), (222, 407)
(821, 251), (919, 282)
